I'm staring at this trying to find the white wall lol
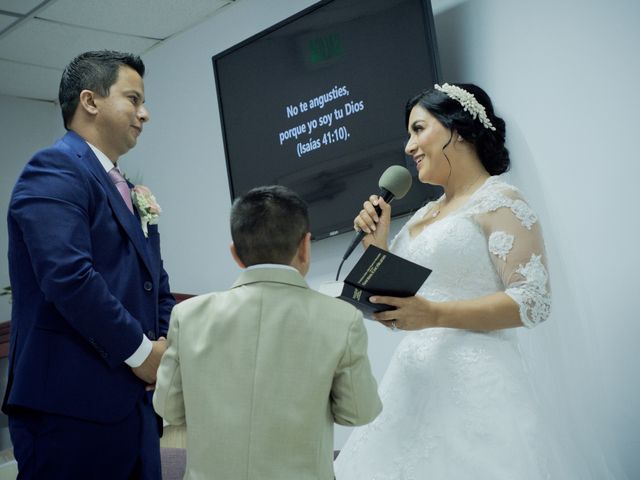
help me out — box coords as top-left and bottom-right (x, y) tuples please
(433, 1), (639, 477)
(0, 95), (62, 321)
(1, 0), (638, 476)
(133, 0), (318, 296)
(133, 0), (414, 451)
(132, 0), (639, 475)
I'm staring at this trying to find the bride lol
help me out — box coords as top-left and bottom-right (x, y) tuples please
(334, 83), (556, 479)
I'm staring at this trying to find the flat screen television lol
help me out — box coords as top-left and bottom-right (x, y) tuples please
(213, 0), (442, 240)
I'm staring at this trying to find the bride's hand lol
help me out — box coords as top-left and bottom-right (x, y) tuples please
(353, 195), (391, 250)
(370, 295), (439, 330)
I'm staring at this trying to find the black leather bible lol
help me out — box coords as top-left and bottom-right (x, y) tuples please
(338, 245), (432, 315)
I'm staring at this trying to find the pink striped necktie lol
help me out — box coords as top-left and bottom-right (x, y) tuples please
(108, 167), (134, 214)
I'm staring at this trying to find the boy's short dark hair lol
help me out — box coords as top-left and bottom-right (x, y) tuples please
(231, 185), (309, 266)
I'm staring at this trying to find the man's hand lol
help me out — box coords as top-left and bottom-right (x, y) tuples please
(132, 336), (167, 385)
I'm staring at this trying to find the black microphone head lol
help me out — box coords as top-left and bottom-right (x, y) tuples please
(379, 165), (412, 199)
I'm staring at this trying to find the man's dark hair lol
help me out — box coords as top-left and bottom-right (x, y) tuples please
(231, 185), (309, 266)
(58, 50), (145, 129)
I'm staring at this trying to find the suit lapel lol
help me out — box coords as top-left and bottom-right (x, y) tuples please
(62, 132), (155, 276)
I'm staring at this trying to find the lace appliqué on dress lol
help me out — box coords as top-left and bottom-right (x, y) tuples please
(506, 254), (551, 328)
(466, 181), (536, 230)
(510, 199), (538, 230)
(468, 191), (513, 217)
(488, 231), (514, 261)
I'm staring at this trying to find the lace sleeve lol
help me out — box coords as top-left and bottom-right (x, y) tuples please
(475, 186), (551, 328)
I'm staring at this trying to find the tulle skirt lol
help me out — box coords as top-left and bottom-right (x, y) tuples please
(334, 328), (563, 479)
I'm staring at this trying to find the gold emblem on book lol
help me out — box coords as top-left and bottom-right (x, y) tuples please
(357, 253), (386, 286)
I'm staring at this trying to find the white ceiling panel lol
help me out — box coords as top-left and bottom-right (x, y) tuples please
(0, 13), (17, 30)
(39, 0), (232, 39)
(0, 0), (47, 15)
(0, 59), (60, 100)
(0, 0), (237, 101)
(0, 18), (157, 70)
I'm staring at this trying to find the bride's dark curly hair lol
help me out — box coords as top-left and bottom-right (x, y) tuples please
(405, 83), (510, 175)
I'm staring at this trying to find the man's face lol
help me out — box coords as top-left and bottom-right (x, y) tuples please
(94, 65), (149, 161)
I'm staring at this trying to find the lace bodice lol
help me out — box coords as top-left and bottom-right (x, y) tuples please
(334, 176), (560, 480)
(391, 175), (551, 328)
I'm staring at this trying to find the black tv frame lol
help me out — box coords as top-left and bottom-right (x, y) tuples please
(213, 0), (442, 240)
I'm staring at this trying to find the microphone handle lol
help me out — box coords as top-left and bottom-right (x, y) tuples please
(342, 188), (393, 261)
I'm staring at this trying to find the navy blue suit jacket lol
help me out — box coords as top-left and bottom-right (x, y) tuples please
(3, 131), (175, 423)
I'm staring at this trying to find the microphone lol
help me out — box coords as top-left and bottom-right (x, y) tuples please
(341, 165), (413, 262)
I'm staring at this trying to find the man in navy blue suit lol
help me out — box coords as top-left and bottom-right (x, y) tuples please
(3, 50), (175, 479)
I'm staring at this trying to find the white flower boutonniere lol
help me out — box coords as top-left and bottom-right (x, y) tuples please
(131, 185), (162, 237)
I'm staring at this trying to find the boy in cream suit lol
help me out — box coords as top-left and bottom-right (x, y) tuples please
(153, 185), (381, 479)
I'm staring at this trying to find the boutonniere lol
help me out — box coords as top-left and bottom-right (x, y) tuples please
(131, 185), (162, 237)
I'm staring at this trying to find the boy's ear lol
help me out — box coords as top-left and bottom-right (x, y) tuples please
(230, 242), (246, 269)
(295, 232), (312, 275)
(299, 232), (311, 265)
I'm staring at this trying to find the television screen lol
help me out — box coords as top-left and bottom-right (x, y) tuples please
(213, 0), (442, 240)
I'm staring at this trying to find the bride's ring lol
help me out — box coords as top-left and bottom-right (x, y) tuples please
(390, 320), (398, 331)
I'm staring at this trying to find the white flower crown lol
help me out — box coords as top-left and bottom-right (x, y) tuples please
(434, 83), (496, 131)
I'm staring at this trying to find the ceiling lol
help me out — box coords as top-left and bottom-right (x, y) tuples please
(0, 0), (235, 102)
(0, 0), (456, 104)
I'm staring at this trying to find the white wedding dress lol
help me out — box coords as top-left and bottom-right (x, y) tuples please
(334, 175), (556, 480)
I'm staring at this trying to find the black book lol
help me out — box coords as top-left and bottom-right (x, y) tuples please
(338, 245), (432, 315)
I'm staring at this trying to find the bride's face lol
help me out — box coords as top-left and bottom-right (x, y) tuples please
(405, 105), (452, 185)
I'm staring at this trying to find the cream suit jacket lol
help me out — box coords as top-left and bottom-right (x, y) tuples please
(153, 266), (382, 480)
